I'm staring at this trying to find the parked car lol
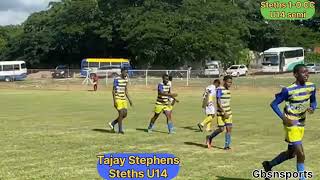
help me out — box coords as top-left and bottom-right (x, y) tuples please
(204, 61), (224, 77)
(306, 63), (320, 73)
(225, 64), (248, 77)
(52, 65), (70, 78)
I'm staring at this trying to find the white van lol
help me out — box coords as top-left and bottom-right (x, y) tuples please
(0, 61), (27, 81)
(204, 61), (223, 77)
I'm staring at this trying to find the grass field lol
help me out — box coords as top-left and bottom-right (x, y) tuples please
(0, 86), (319, 180)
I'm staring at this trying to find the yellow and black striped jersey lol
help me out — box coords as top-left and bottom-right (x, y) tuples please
(113, 77), (128, 100)
(156, 83), (171, 105)
(283, 82), (315, 122)
(216, 86), (231, 116)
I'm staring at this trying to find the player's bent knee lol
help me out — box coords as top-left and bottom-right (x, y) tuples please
(218, 127), (224, 132)
(288, 151), (295, 159)
(154, 113), (160, 118)
(119, 110), (126, 117)
(287, 152), (295, 159)
(226, 127), (232, 132)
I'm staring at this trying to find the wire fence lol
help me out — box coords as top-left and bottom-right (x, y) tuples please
(0, 69), (319, 91)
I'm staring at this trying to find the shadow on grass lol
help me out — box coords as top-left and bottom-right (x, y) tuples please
(181, 126), (201, 132)
(136, 128), (168, 134)
(92, 128), (115, 134)
(184, 142), (224, 150)
(216, 176), (252, 180)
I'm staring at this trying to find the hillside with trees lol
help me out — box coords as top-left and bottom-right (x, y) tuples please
(0, 0), (319, 68)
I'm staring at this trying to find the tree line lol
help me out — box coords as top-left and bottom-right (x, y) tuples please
(0, 0), (319, 68)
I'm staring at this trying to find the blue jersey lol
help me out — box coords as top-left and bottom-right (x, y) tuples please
(271, 82), (317, 125)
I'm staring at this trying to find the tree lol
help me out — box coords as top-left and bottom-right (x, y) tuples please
(1, 0), (319, 68)
(2, 0), (107, 67)
(237, 48), (253, 66)
(0, 25), (23, 60)
(305, 52), (320, 63)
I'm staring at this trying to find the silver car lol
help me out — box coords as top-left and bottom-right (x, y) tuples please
(306, 63), (320, 73)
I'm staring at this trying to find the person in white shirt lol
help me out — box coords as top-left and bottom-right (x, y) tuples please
(198, 79), (220, 132)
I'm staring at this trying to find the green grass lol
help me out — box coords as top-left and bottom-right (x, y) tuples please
(0, 88), (319, 180)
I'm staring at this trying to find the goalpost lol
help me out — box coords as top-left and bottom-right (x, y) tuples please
(82, 70), (93, 85)
(103, 69), (190, 86)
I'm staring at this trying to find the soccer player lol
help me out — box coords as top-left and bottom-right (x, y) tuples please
(262, 64), (317, 180)
(198, 79), (221, 132)
(108, 68), (133, 134)
(147, 74), (178, 134)
(206, 75), (233, 150)
(92, 73), (99, 91)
